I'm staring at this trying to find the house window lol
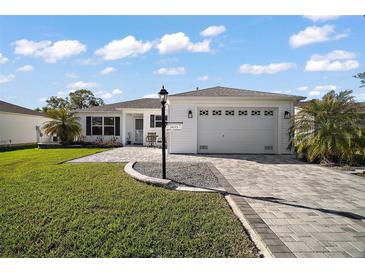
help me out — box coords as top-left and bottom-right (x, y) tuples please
(238, 110), (248, 116)
(264, 110), (274, 116)
(212, 110), (222, 116)
(199, 110), (209, 116)
(92, 117), (102, 135)
(225, 110), (235, 116)
(103, 117), (115, 135)
(154, 115), (168, 128)
(251, 110), (261, 116)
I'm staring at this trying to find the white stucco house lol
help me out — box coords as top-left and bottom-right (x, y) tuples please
(0, 100), (50, 146)
(75, 86), (305, 154)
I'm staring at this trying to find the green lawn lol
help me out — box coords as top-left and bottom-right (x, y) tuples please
(0, 148), (258, 258)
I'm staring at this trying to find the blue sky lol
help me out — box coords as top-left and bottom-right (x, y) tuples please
(0, 15), (364, 109)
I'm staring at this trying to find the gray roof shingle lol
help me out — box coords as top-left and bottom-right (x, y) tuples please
(171, 86), (306, 100)
(79, 98), (160, 112)
(0, 100), (46, 117)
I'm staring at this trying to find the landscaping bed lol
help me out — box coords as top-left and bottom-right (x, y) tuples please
(134, 162), (221, 189)
(0, 148), (258, 257)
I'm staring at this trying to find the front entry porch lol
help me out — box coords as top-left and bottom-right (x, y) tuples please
(124, 113), (144, 145)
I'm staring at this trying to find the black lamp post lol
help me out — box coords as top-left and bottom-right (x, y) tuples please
(159, 85), (168, 179)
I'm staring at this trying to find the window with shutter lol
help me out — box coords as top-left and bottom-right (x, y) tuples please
(86, 117), (91, 136)
(115, 117), (120, 136)
(150, 115), (155, 128)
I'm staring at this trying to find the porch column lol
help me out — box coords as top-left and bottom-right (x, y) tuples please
(122, 111), (126, 145)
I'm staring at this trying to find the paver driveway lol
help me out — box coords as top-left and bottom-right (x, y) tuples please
(70, 147), (365, 257)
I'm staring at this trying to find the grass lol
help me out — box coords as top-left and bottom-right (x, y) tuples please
(0, 148), (258, 258)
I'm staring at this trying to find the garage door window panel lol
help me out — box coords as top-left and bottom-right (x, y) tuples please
(199, 110), (209, 116)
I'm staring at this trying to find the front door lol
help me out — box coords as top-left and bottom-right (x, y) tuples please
(135, 119), (144, 144)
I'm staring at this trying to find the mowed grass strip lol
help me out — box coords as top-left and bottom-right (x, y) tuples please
(0, 148), (258, 257)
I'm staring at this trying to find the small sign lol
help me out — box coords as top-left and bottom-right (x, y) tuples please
(166, 122), (183, 131)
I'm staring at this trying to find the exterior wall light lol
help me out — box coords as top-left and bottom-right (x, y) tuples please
(284, 111), (291, 119)
(188, 110), (193, 119)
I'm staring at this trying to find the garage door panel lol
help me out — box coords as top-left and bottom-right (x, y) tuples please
(198, 107), (277, 153)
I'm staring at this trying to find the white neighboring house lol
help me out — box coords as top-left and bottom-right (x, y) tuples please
(75, 86), (305, 154)
(0, 100), (50, 146)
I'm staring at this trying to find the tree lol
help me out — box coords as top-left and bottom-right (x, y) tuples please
(43, 108), (82, 143)
(46, 96), (70, 109)
(69, 89), (104, 110)
(289, 90), (365, 164)
(41, 90), (104, 111)
(354, 71), (365, 88)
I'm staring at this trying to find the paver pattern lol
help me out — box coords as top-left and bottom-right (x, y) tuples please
(70, 146), (365, 257)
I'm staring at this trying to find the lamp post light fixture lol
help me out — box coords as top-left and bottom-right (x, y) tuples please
(159, 85), (168, 179)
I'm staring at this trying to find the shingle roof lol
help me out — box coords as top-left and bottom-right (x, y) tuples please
(171, 86), (306, 100)
(79, 98), (160, 112)
(0, 100), (46, 117)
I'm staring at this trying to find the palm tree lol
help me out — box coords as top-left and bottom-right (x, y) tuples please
(289, 90), (365, 164)
(43, 108), (81, 143)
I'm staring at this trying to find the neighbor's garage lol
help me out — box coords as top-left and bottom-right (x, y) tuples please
(197, 107), (277, 153)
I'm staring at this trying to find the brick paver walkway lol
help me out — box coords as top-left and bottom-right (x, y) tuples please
(70, 147), (365, 257)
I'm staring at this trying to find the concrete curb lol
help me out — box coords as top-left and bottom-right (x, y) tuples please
(124, 161), (173, 188)
(124, 161), (225, 192)
(225, 195), (272, 258)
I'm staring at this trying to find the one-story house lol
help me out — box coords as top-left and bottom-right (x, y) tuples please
(0, 100), (50, 146)
(76, 86), (305, 154)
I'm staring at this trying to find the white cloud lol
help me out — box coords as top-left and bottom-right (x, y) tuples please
(39, 97), (47, 102)
(157, 32), (210, 54)
(0, 74), (15, 84)
(297, 86), (309, 91)
(14, 39), (86, 63)
(289, 25), (347, 48)
(68, 81), (97, 90)
(143, 93), (159, 98)
(197, 75), (209, 81)
(16, 65), (34, 72)
(303, 16), (340, 22)
(57, 91), (66, 97)
(314, 85), (337, 91)
(65, 73), (78, 79)
(95, 88), (123, 99)
(14, 39), (51, 55)
(308, 84), (337, 97)
(0, 53), (8, 64)
(238, 62), (296, 74)
(309, 90), (321, 96)
(100, 67), (117, 75)
(305, 50), (359, 72)
(95, 36), (152, 61)
(200, 25), (226, 37)
(355, 93), (365, 101)
(271, 90), (292, 94)
(154, 67), (186, 75)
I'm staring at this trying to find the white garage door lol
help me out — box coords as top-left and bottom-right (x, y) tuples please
(197, 107), (277, 153)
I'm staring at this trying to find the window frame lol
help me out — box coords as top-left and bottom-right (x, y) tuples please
(153, 115), (168, 128)
(103, 117), (115, 136)
(91, 117), (103, 136)
(90, 116), (117, 136)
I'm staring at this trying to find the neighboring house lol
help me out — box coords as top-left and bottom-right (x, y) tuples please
(0, 100), (50, 146)
(76, 86), (305, 154)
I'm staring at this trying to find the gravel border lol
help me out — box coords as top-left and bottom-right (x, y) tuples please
(134, 161), (221, 189)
